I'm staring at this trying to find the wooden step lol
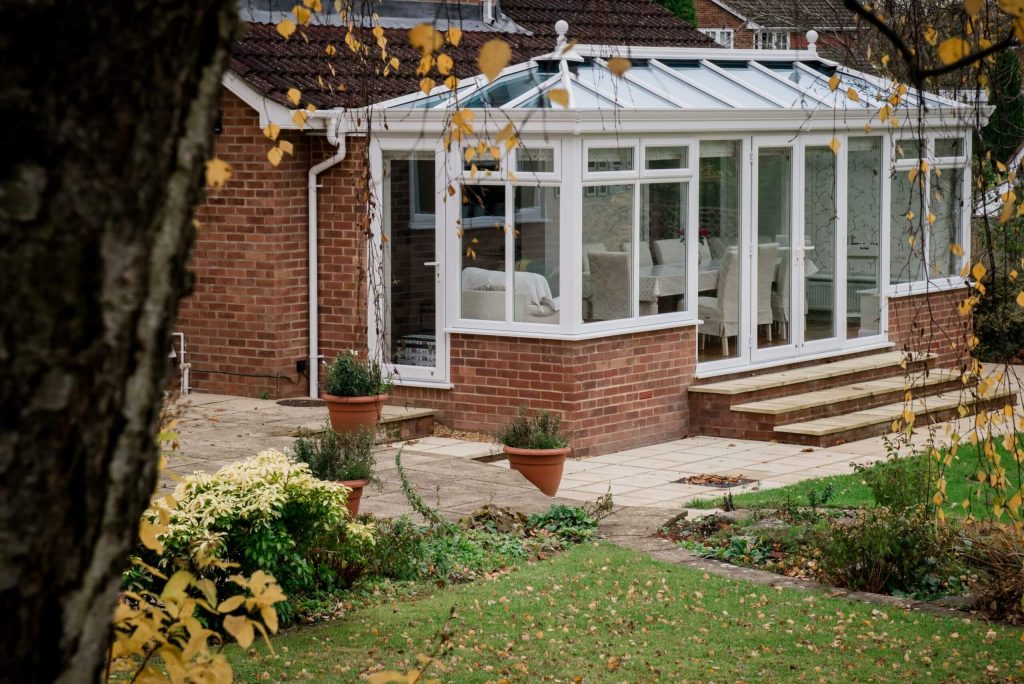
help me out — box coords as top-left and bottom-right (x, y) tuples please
(690, 351), (933, 397)
(731, 368), (963, 418)
(773, 387), (1016, 446)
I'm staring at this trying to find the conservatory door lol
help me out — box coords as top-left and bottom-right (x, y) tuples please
(749, 137), (843, 363)
(376, 147), (447, 383)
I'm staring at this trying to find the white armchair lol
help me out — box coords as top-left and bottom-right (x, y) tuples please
(698, 248), (740, 355)
(587, 251), (630, 321)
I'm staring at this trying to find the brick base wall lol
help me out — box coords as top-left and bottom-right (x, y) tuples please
(393, 327), (697, 458)
(887, 288), (971, 369)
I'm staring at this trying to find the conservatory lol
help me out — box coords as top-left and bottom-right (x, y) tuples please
(359, 30), (977, 387)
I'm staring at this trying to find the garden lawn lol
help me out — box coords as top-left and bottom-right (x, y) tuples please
(228, 543), (1023, 683)
(690, 440), (1023, 518)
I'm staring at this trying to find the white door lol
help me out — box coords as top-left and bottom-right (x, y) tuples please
(372, 144), (448, 384)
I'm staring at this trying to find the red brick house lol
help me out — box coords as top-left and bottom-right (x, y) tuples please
(175, 0), (998, 457)
(694, 0), (856, 57)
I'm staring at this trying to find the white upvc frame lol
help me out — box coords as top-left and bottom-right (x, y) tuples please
(369, 137), (451, 386)
(582, 138), (639, 180)
(511, 140), (562, 183)
(888, 130), (972, 297)
(700, 28), (735, 48)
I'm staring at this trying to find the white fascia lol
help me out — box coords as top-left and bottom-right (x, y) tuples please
(221, 71), (298, 129)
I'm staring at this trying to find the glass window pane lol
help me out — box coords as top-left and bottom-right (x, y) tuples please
(698, 140), (742, 360)
(514, 186), (560, 324)
(847, 138), (883, 337)
(890, 173), (926, 283)
(460, 185), (507, 320)
(641, 182), (687, 316)
(897, 139), (923, 160)
(588, 147), (633, 173)
(756, 147), (792, 349)
(517, 147), (555, 174)
(934, 138), (964, 157)
(804, 146), (838, 342)
(929, 168), (964, 278)
(464, 146), (500, 174)
(582, 184), (634, 322)
(383, 151), (437, 368)
(645, 145), (688, 170)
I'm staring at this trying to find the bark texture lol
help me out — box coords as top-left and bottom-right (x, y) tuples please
(0, 2), (238, 681)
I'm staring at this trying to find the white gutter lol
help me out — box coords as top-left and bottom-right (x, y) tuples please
(307, 115), (348, 398)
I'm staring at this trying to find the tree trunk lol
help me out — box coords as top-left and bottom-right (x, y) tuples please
(0, 2), (238, 681)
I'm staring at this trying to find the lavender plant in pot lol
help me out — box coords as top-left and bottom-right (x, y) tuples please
(322, 350), (392, 434)
(497, 406), (570, 497)
(294, 423), (380, 516)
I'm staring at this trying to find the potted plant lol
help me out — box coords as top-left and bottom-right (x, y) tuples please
(293, 423), (380, 515)
(497, 406), (570, 496)
(322, 350), (392, 434)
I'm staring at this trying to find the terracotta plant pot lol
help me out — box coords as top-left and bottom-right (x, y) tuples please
(321, 393), (388, 435)
(339, 479), (369, 516)
(503, 445), (570, 497)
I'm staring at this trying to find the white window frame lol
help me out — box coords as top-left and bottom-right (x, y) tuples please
(582, 139), (639, 181)
(511, 140), (561, 183)
(888, 132), (971, 297)
(409, 157), (436, 229)
(700, 28), (735, 48)
(755, 30), (790, 50)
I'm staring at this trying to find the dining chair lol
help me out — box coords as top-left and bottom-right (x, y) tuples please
(622, 241), (653, 267)
(588, 252), (631, 321)
(757, 243), (779, 343)
(697, 248), (739, 356)
(652, 238), (684, 266)
(771, 250), (791, 340)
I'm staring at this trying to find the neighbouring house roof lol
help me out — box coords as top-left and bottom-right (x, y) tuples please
(710, 0), (856, 30)
(229, 0), (719, 109)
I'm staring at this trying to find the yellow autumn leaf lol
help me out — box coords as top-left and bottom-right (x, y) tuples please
(966, 0), (983, 16)
(409, 23), (442, 54)
(927, 212), (936, 224)
(447, 26), (463, 47)
(292, 109), (308, 129)
(547, 88), (570, 108)
(437, 53), (454, 76)
(972, 262), (987, 280)
(205, 158), (232, 188)
(278, 139), (294, 156)
(276, 19), (296, 39)
(924, 26), (938, 45)
(263, 124), (281, 141)
(478, 39), (511, 82)
(268, 147), (284, 166)
(325, 43), (336, 56)
(829, 137), (841, 155)
(287, 88), (301, 106)
(223, 615), (255, 648)
(846, 88), (860, 102)
(999, 0), (1024, 17)
(419, 77), (436, 95)
(293, 4), (311, 25)
(828, 73), (840, 91)
(1017, 290), (1024, 307)
(217, 595), (246, 613)
(607, 57), (631, 77)
(950, 243), (964, 257)
(937, 37), (970, 64)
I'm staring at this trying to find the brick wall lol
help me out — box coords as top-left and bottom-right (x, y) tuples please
(393, 327), (697, 458)
(176, 89), (313, 398)
(887, 287), (971, 369)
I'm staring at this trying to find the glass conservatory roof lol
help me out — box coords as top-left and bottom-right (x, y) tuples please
(380, 45), (961, 113)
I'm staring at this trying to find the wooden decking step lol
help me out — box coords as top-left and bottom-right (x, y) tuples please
(774, 387), (1015, 438)
(689, 351), (933, 396)
(731, 368), (962, 415)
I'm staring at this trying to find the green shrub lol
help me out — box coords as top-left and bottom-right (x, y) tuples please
(141, 450), (374, 598)
(854, 445), (936, 511)
(812, 507), (962, 598)
(528, 504), (597, 542)
(293, 423), (379, 484)
(325, 350), (392, 397)
(498, 406), (568, 449)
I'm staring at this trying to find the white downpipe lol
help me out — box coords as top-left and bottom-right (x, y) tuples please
(308, 115), (348, 398)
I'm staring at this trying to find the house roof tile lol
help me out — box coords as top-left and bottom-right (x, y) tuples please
(229, 0), (718, 109)
(713, 0), (855, 30)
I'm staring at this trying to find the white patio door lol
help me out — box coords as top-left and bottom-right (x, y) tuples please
(372, 144), (448, 384)
(749, 136), (843, 363)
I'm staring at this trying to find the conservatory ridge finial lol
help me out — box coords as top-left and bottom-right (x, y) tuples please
(555, 20), (569, 50)
(806, 29), (819, 55)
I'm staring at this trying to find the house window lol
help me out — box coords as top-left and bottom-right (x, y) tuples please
(889, 136), (968, 286)
(410, 158), (435, 228)
(755, 31), (790, 50)
(700, 28), (734, 48)
(581, 140), (695, 325)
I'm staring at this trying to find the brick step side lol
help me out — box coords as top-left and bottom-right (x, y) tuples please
(378, 410), (435, 442)
(772, 389), (1017, 447)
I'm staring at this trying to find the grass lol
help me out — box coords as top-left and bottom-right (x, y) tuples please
(228, 543), (1023, 682)
(690, 437), (1024, 519)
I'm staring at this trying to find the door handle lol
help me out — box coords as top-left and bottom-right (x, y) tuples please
(423, 261), (439, 267)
